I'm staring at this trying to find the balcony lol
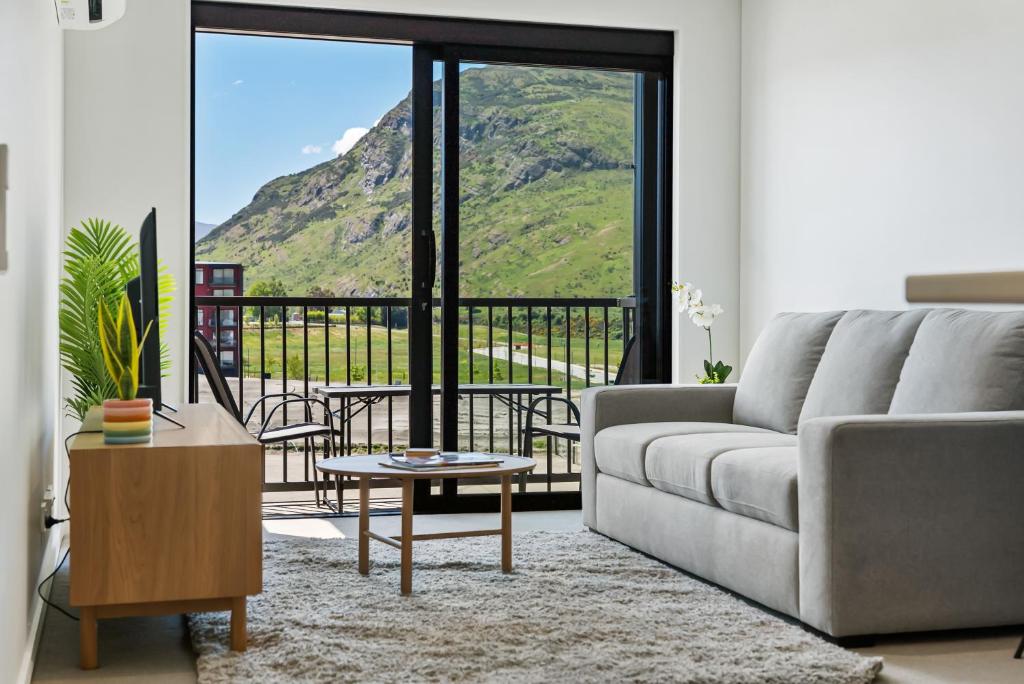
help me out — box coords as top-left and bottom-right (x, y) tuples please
(193, 294), (635, 514)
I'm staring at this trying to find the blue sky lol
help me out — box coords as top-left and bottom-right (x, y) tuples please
(195, 33), (412, 227)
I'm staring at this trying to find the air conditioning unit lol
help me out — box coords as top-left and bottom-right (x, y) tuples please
(54, 0), (126, 30)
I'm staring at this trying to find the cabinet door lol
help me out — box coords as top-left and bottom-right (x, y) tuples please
(70, 443), (262, 606)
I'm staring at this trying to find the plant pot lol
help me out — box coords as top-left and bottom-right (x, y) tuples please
(102, 398), (153, 444)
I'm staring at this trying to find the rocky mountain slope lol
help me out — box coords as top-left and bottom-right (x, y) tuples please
(196, 65), (635, 298)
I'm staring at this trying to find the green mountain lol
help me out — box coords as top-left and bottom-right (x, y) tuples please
(196, 65), (635, 298)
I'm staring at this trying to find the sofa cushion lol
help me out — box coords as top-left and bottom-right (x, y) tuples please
(889, 309), (1024, 414)
(644, 432), (798, 505)
(711, 446), (799, 531)
(593, 422), (775, 486)
(733, 311), (844, 434)
(799, 309), (929, 424)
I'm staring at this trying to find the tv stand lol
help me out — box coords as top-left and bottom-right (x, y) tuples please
(69, 404), (262, 669)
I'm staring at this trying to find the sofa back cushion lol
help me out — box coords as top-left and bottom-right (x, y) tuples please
(799, 309), (928, 424)
(733, 311), (844, 434)
(889, 309), (1024, 414)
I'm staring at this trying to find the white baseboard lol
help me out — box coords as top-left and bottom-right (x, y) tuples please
(16, 527), (65, 684)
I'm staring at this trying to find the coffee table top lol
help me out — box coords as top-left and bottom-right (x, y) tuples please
(315, 454), (535, 480)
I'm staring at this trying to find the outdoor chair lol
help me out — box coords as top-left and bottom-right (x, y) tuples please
(193, 331), (340, 507)
(521, 336), (639, 482)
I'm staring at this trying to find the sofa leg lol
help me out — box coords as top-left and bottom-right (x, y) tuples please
(832, 634), (876, 649)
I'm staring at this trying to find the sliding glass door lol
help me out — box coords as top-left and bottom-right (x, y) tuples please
(191, 2), (672, 515)
(415, 49), (669, 512)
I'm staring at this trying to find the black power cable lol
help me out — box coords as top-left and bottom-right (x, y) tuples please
(36, 429), (102, 622)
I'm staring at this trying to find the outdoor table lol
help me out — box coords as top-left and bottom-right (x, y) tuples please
(314, 383), (563, 456)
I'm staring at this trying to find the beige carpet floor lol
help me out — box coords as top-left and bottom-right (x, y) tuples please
(189, 531), (882, 683)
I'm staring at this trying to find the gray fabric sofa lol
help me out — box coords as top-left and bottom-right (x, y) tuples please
(581, 308), (1024, 637)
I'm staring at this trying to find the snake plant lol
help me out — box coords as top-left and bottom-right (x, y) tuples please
(59, 219), (174, 420)
(98, 293), (153, 400)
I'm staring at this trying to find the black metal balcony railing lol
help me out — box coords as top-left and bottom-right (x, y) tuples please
(192, 295), (635, 499)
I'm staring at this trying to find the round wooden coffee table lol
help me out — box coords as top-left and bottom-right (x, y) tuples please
(315, 454), (535, 594)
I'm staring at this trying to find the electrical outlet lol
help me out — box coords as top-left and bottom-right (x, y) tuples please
(40, 485), (56, 533)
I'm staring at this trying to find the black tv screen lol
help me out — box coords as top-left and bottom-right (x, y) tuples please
(127, 208), (162, 409)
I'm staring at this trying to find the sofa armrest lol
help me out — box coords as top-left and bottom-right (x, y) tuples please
(581, 384), (737, 527)
(799, 411), (1024, 636)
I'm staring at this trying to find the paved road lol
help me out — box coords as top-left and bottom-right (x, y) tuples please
(473, 346), (612, 384)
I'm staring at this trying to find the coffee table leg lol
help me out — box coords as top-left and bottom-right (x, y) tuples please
(401, 479), (413, 595)
(358, 477), (369, 575)
(501, 474), (512, 572)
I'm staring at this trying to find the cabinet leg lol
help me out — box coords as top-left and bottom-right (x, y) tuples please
(230, 597), (247, 652)
(79, 606), (98, 670)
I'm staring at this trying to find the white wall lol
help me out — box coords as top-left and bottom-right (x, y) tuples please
(740, 0), (1024, 358)
(62, 0), (742, 386)
(64, 0), (192, 404)
(0, 1), (64, 682)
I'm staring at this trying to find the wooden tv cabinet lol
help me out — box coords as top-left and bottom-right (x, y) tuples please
(69, 403), (262, 669)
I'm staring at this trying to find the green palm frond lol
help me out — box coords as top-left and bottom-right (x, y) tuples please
(59, 218), (175, 420)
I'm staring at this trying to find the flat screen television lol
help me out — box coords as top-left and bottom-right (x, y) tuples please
(125, 208), (162, 410)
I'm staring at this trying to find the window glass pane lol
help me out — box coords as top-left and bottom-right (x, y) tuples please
(194, 34), (412, 298)
(212, 268), (235, 285)
(195, 268), (205, 284)
(458, 64), (635, 298)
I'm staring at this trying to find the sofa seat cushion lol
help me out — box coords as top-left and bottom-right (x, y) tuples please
(644, 433), (798, 505)
(593, 422), (775, 486)
(711, 446), (799, 531)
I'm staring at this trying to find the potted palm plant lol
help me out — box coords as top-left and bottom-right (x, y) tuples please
(59, 218), (174, 422)
(98, 292), (154, 444)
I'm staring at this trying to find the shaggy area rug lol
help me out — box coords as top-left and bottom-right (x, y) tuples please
(189, 532), (882, 683)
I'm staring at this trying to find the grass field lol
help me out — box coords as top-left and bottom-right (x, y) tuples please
(236, 319), (627, 391)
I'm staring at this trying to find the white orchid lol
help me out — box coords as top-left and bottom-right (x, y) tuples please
(689, 302), (723, 328)
(672, 280), (732, 383)
(674, 281), (700, 312)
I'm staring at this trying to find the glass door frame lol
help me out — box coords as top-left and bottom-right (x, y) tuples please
(190, 1), (673, 514)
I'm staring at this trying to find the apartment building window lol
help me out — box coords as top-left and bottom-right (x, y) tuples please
(195, 267), (205, 285)
(219, 350), (235, 366)
(220, 309), (236, 326)
(213, 289), (233, 297)
(196, 309), (205, 326)
(212, 268), (235, 285)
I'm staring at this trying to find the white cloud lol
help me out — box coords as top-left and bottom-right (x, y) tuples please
(332, 127), (370, 156)
(232, 79), (244, 86)
(301, 144), (322, 155)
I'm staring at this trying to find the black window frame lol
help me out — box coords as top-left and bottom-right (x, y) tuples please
(190, 1), (674, 513)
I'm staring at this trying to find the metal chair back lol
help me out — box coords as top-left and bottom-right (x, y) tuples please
(614, 336), (640, 385)
(192, 331), (243, 423)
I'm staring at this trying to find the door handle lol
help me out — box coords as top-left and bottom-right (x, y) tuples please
(427, 229), (437, 292)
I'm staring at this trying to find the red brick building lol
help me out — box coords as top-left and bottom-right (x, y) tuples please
(195, 261), (243, 374)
